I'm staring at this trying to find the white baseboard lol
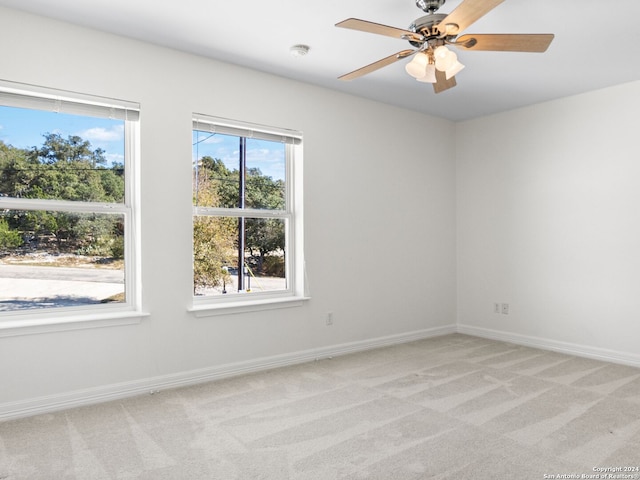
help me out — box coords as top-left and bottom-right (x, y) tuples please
(457, 324), (640, 368)
(0, 324), (457, 421)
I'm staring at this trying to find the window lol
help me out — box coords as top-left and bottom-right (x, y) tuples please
(0, 81), (140, 325)
(191, 114), (304, 312)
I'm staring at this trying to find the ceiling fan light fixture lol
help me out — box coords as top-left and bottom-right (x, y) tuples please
(335, 0), (556, 93)
(405, 52), (430, 78)
(434, 45), (457, 71)
(433, 45), (448, 60)
(445, 60), (465, 79)
(416, 64), (437, 83)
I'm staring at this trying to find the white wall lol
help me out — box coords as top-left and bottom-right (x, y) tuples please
(457, 81), (640, 360)
(0, 7), (457, 415)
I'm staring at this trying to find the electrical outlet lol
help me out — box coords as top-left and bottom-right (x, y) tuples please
(501, 303), (510, 315)
(326, 312), (333, 326)
(494, 303), (500, 314)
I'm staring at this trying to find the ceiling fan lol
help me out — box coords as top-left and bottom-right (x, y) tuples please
(336, 0), (554, 93)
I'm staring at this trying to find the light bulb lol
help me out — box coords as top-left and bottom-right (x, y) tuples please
(405, 52), (429, 78)
(434, 46), (457, 72)
(417, 64), (437, 83)
(445, 60), (465, 79)
(433, 46), (449, 61)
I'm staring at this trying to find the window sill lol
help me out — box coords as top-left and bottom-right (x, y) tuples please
(188, 295), (310, 317)
(0, 310), (150, 338)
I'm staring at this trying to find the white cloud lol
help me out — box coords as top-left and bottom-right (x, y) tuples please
(78, 125), (124, 143)
(105, 152), (125, 165)
(203, 135), (224, 145)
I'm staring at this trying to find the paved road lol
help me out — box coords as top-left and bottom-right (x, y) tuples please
(196, 272), (286, 295)
(0, 264), (123, 283)
(1, 264), (287, 309)
(0, 264), (124, 311)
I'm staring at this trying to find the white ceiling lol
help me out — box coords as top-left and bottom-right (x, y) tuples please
(2, 0), (640, 121)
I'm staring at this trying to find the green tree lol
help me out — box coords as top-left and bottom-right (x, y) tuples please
(192, 167), (235, 292)
(0, 218), (22, 250)
(0, 135), (125, 256)
(246, 168), (285, 210)
(244, 168), (285, 275)
(27, 133), (122, 203)
(36, 133), (106, 167)
(196, 156), (236, 208)
(245, 218), (285, 274)
(195, 156), (286, 276)
(0, 140), (36, 199)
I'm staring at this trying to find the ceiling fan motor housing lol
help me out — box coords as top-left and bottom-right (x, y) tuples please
(416, 0), (446, 13)
(408, 13), (455, 47)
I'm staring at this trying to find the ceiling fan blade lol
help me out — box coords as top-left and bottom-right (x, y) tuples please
(336, 18), (424, 43)
(436, 0), (505, 35)
(339, 50), (415, 81)
(455, 33), (554, 52)
(433, 69), (457, 94)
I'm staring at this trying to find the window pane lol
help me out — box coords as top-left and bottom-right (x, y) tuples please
(0, 106), (125, 202)
(193, 215), (237, 293)
(193, 216), (286, 296)
(192, 132), (285, 210)
(0, 210), (125, 311)
(245, 138), (285, 210)
(193, 131), (239, 208)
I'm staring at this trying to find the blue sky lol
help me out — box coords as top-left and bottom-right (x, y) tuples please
(193, 130), (285, 181)
(0, 106), (125, 165)
(0, 106), (285, 180)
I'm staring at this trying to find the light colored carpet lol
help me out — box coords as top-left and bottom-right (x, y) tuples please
(2, 334), (640, 479)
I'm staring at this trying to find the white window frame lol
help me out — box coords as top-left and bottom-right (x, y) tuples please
(0, 80), (145, 336)
(190, 114), (307, 316)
